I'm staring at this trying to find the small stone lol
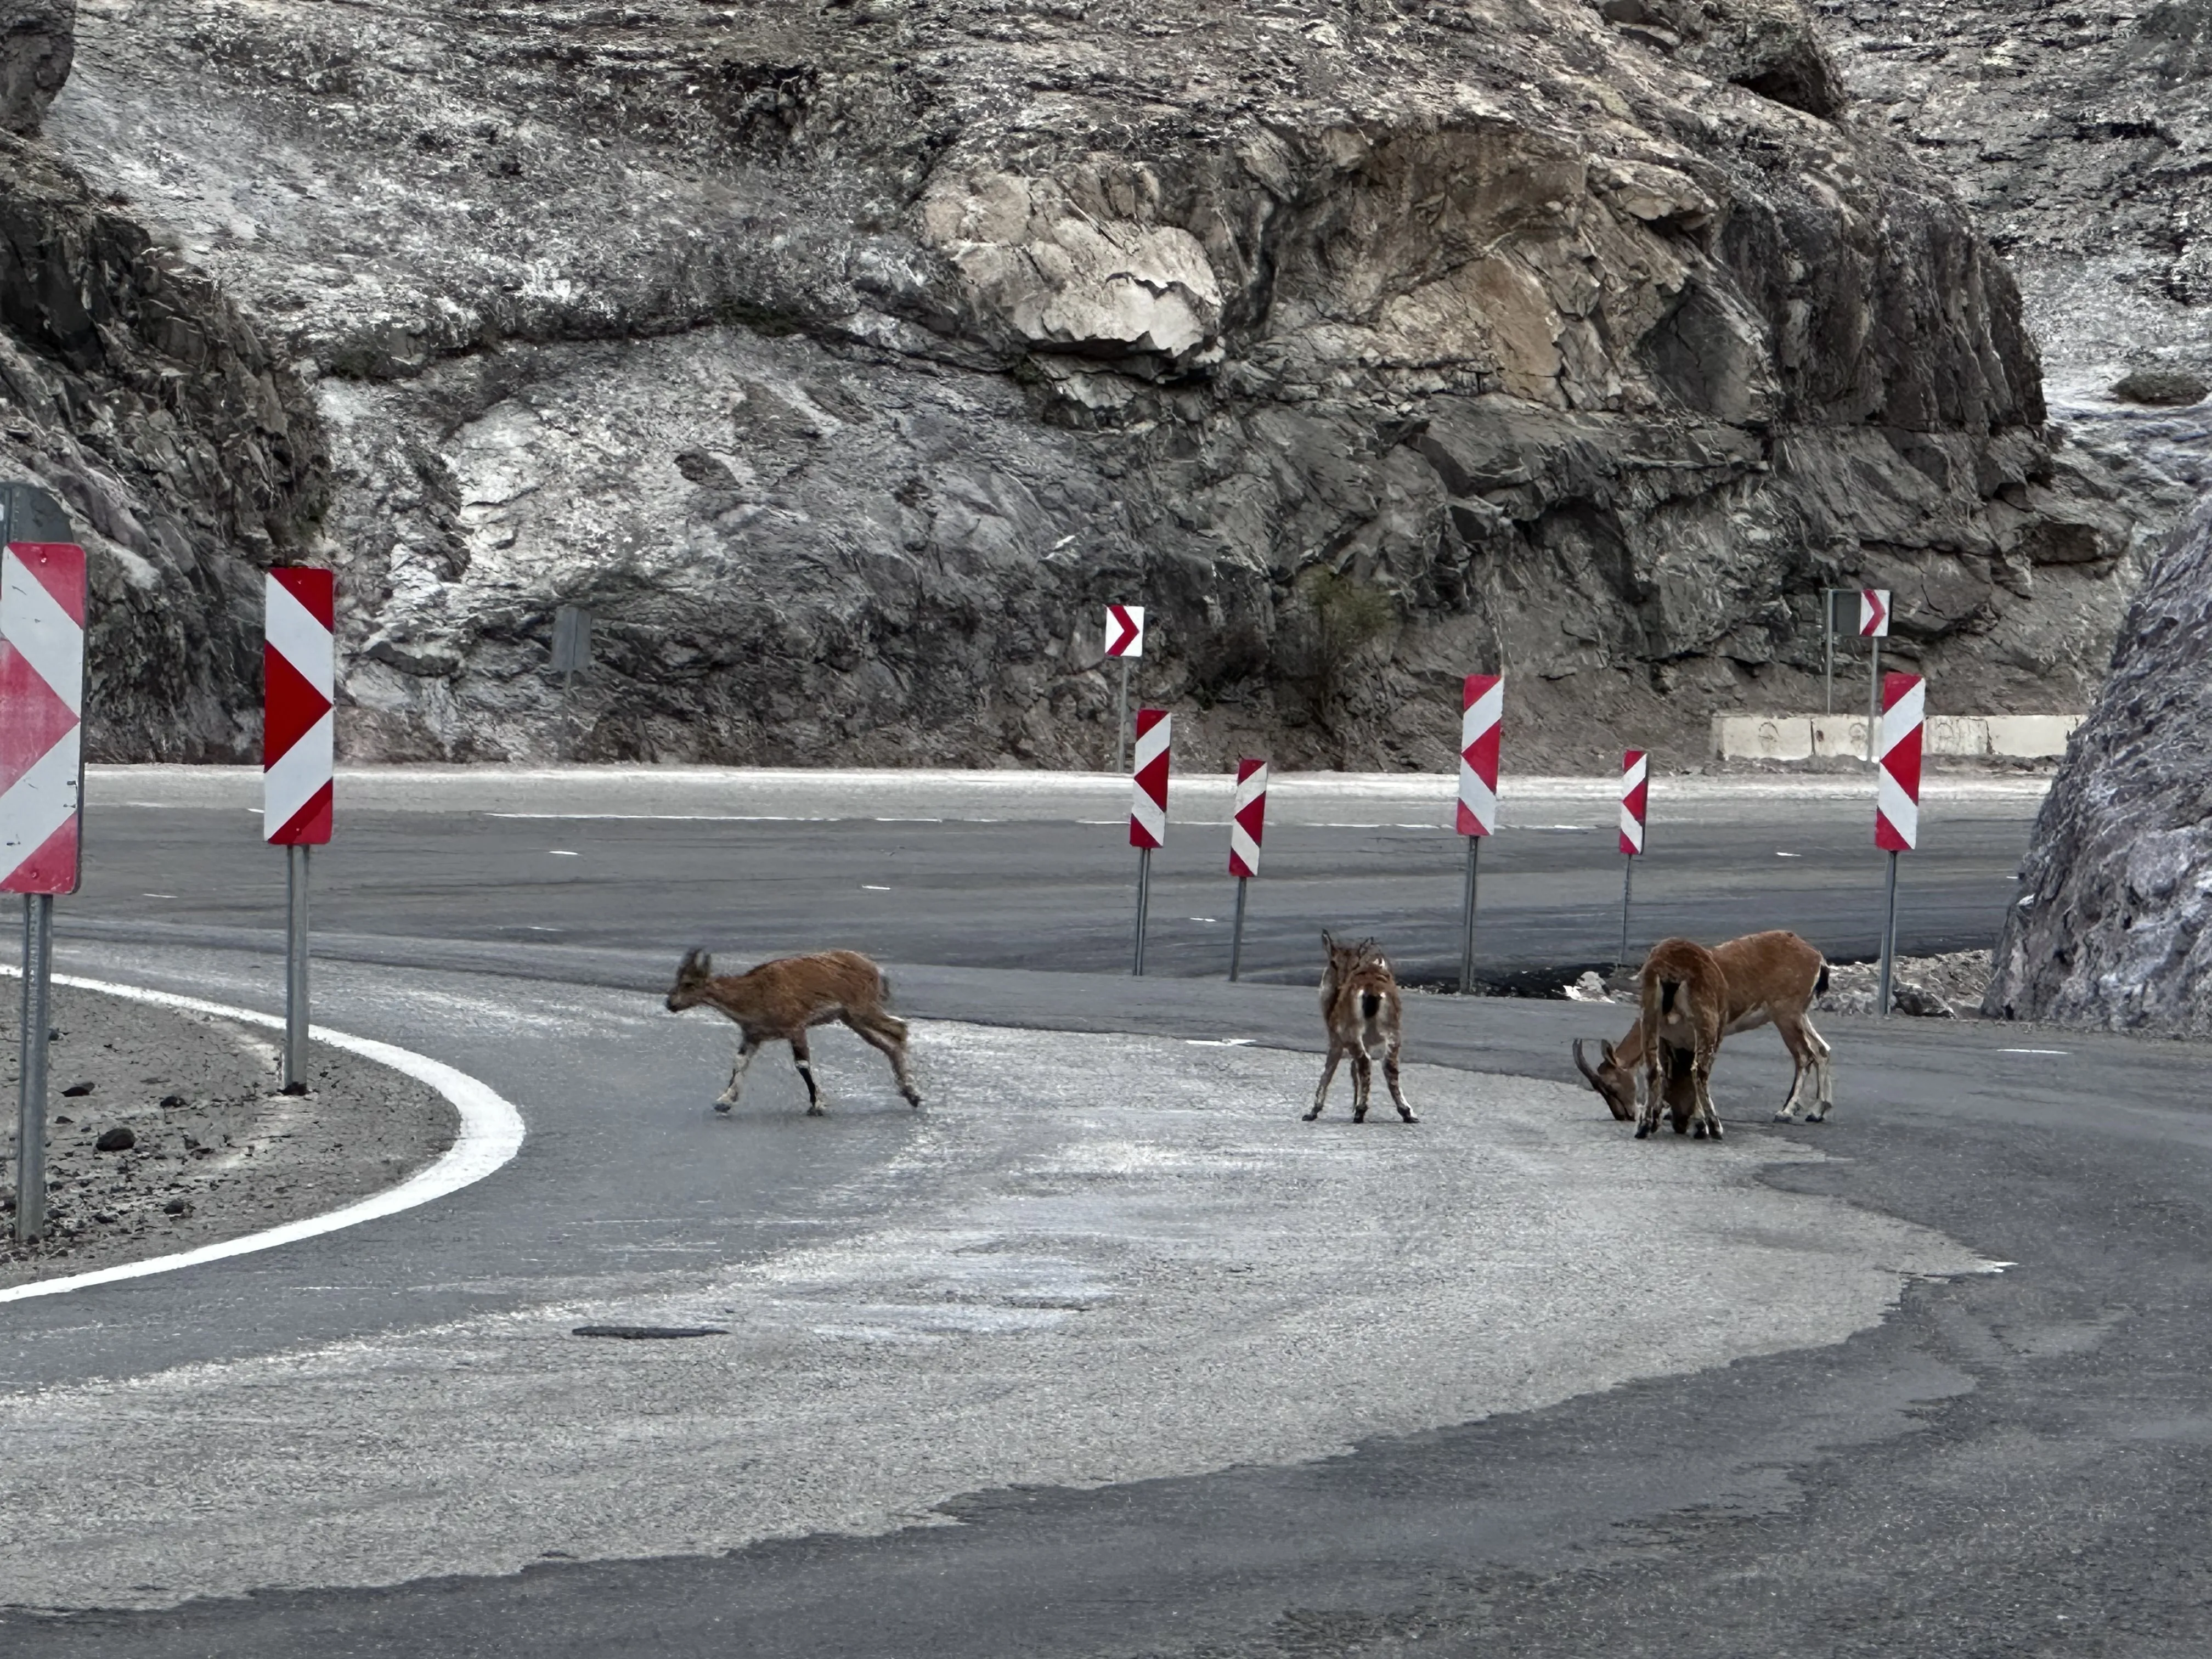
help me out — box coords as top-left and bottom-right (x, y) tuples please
(163, 1198), (191, 1216)
(60, 1081), (93, 1097)
(1890, 981), (1956, 1019)
(53, 1114), (71, 1125)
(95, 1126), (137, 1152)
(281, 1081), (309, 1097)
(159, 1093), (187, 1109)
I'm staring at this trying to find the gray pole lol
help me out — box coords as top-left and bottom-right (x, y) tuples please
(14, 894), (51, 1243)
(1228, 875), (1249, 981)
(1114, 657), (1132, 774)
(1619, 853), (1634, 974)
(284, 843), (310, 1091)
(1132, 845), (1152, 977)
(1866, 635), (1882, 763)
(1459, 835), (1481, 995)
(1823, 590), (1835, 715)
(1877, 849), (1899, 1019)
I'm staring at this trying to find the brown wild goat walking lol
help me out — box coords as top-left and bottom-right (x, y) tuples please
(1306, 932), (1417, 1124)
(1633, 937), (1730, 1141)
(1573, 930), (1833, 1128)
(665, 948), (921, 1114)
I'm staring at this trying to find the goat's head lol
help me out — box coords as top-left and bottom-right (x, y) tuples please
(1573, 1037), (1640, 1122)
(1321, 930), (1381, 976)
(665, 947), (714, 1013)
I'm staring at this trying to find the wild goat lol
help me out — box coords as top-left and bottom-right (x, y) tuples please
(1306, 932), (1417, 1124)
(1573, 930), (1833, 1128)
(664, 947), (921, 1115)
(1632, 937), (1730, 1141)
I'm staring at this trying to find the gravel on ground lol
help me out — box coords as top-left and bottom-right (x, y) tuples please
(0, 980), (456, 1289)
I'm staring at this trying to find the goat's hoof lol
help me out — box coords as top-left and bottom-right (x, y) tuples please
(1772, 1109), (1797, 1123)
(904, 1092), (923, 1109)
(1302, 1109), (1322, 1122)
(805, 1104), (827, 1117)
(1806, 1112), (1826, 1124)
(1634, 1125), (1651, 1139)
(1399, 1111), (1419, 1125)
(1709, 1125), (1725, 1141)
(712, 1102), (734, 1115)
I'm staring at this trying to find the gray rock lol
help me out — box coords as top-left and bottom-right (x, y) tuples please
(1989, 495), (2212, 1032)
(2113, 368), (2209, 409)
(93, 1126), (132, 1151)
(0, 0), (71, 137)
(1, 0), (2154, 768)
(1889, 981), (1955, 1019)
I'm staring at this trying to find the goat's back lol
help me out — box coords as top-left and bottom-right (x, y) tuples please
(1711, 929), (1825, 1020)
(729, 950), (888, 1023)
(1639, 938), (1726, 1041)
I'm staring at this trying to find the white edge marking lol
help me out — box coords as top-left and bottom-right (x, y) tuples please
(0, 968), (525, 1305)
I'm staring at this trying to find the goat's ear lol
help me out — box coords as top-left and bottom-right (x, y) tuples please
(1601, 1040), (1616, 1065)
(1321, 930), (1336, 951)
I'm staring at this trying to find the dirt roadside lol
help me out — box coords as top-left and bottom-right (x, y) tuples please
(0, 981), (456, 1289)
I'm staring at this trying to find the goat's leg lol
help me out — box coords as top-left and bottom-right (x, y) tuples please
(1773, 1012), (1814, 1121)
(1382, 1037), (1417, 1124)
(844, 1011), (922, 1107)
(1637, 1050), (1664, 1139)
(715, 1035), (759, 1111)
(789, 1031), (828, 1115)
(1306, 1043), (1345, 1121)
(1351, 1052), (1373, 1122)
(1692, 1052), (1724, 1141)
(1803, 1019), (1835, 1122)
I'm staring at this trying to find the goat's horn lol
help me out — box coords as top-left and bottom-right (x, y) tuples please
(1572, 1039), (1604, 1090)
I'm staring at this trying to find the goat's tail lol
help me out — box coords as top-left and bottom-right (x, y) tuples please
(1661, 979), (1684, 1017)
(1361, 990), (1381, 1019)
(1815, 961), (1831, 997)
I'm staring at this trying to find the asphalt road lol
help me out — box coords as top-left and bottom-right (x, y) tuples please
(13, 768), (2211, 1657)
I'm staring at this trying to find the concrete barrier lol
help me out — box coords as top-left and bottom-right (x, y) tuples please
(1713, 713), (2081, 762)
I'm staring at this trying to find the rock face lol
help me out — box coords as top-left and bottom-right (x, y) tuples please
(9, 0), (2154, 767)
(1988, 498), (2212, 1032)
(0, 0), (72, 137)
(1820, 0), (2212, 550)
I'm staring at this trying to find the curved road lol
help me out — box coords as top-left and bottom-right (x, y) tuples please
(7, 768), (2210, 1657)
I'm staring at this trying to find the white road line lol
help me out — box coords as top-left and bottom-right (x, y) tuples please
(0, 970), (526, 1305)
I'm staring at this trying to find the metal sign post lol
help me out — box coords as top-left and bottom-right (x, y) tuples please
(1127, 707), (1170, 977)
(1859, 589), (1891, 762)
(265, 568), (336, 1092)
(1618, 748), (1647, 973)
(1822, 589), (1837, 715)
(1, 481), (87, 1245)
(1456, 674), (1503, 994)
(1227, 758), (1267, 981)
(1104, 605), (1144, 771)
(1874, 672), (1925, 1019)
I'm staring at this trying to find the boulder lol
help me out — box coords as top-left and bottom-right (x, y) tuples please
(1989, 495), (2212, 1031)
(0, 0), (71, 137)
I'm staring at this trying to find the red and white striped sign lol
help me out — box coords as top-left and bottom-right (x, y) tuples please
(264, 568), (335, 845)
(1859, 589), (1891, 638)
(1456, 673), (1502, 836)
(0, 540), (87, 894)
(1875, 672), (1924, 852)
(1104, 604), (1145, 659)
(1229, 758), (1267, 878)
(1129, 707), (1170, 849)
(1619, 748), (1648, 856)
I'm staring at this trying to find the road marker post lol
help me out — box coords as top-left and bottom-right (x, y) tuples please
(1618, 748), (1647, 973)
(1227, 758), (1267, 981)
(266, 568), (336, 1091)
(1128, 707), (1170, 976)
(1874, 672), (1924, 1018)
(1859, 589), (1891, 760)
(1457, 674), (1502, 994)
(1104, 604), (1144, 772)
(1, 482), (86, 1245)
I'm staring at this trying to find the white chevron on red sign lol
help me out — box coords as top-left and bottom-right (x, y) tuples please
(1229, 758), (1267, 878)
(1128, 707), (1170, 849)
(1104, 603), (1145, 659)
(265, 568), (335, 845)
(1457, 674), (1502, 836)
(1859, 589), (1891, 637)
(1875, 673), (1923, 852)
(0, 541), (87, 894)
(1619, 748), (1648, 856)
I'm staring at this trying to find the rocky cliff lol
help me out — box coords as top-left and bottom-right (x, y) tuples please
(1987, 497), (2212, 1032)
(5, 0), (2151, 767)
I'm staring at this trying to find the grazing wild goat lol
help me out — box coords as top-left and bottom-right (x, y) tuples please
(1306, 932), (1417, 1124)
(665, 948), (921, 1115)
(1573, 930), (1833, 1128)
(1632, 936), (1730, 1140)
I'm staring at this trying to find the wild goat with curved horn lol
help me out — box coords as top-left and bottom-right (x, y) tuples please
(1573, 930), (1833, 1129)
(665, 947), (921, 1115)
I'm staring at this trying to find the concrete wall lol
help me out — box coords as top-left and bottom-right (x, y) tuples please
(1711, 714), (2082, 762)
